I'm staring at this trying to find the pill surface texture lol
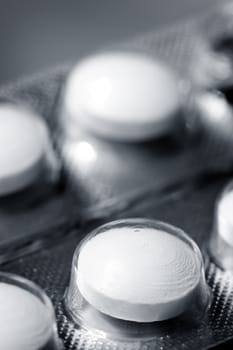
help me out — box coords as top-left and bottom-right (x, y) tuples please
(64, 51), (181, 141)
(77, 226), (201, 322)
(0, 104), (48, 195)
(0, 283), (53, 350)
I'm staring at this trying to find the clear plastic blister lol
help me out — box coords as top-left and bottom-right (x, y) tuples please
(57, 50), (197, 213)
(208, 180), (233, 273)
(190, 2), (233, 90)
(0, 100), (69, 263)
(0, 272), (63, 350)
(56, 50), (233, 220)
(0, 100), (61, 201)
(63, 219), (210, 348)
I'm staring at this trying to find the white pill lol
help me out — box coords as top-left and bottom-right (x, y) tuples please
(64, 52), (181, 141)
(77, 226), (202, 322)
(0, 283), (53, 350)
(217, 190), (233, 246)
(0, 104), (48, 195)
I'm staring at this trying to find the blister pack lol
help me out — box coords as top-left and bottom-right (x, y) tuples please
(1, 7), (233, 350)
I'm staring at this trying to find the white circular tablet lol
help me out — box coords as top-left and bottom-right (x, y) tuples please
(0, 282), (54, 350)
(217, 189), (233, 246)
(76, 223), (202, 322)
(0, 104), (48, 195)
(63, 52), (182, 141)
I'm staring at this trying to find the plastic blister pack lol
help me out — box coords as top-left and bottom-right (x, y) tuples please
(190, 2), (233, 97)
(57, 50), (233, 218)
(208, 180), (233, 273)
(0, 95), (80, 263)
(2, 176), (233, 350)
(63, 219), (210, 348)
(0, 272), (63, 350)
(1, 5), (233, 350)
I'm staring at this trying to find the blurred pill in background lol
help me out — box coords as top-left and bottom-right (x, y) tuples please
(190, 91), (233, 173)
(60, 49), (233, 215)
(194, 91), (233, 146)
(0, 103), (57, 196)
(191, 2), (233, 90)
(217, 188), (233, 247)
(209, 181), (233, 273)
(65, 219), (209, 336)
(62, 51), (185, 142)
(0, 273), (61, 350)
(59, 51), (199, 211)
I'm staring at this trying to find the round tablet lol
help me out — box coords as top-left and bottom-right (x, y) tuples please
(217, 189), (233, 246)
(0, 281), (55, 350)
(0, 104), (48, 195)
(76, 223), (202, 322)
(63, 51), (182, 141)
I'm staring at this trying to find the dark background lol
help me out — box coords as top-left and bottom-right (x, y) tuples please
(0, 0), (221, 85)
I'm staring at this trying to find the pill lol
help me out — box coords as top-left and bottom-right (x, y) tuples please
(0, 282), (54, 350)
(63, 51), (182, 141)
(217, 189), (233, 246)
(0, 104), (48, 195)
(76, 225), (202, 322)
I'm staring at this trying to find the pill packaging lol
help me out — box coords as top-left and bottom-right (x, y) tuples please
(190, 3), (233, 90)
(64, 218), (211, 347)
(0, 93), (78, 263)
(0, 272), (63, 350)
(1, 11), (233, 350)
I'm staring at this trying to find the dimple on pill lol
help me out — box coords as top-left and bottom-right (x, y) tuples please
(63, 51), (183, 141)
(66, 219), (209, 325)
(0, 103), (50, 196)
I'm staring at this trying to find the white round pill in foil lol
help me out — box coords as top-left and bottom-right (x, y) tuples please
(64, 51), (181, 141)
(77, 227), (201, 322)
(217, 190), (233, 246)
(0, 104), (48, 195)
(0, 283), (53, 350)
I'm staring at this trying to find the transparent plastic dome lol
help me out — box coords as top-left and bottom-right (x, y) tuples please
(0, 272), (63, 350)
(64, 219), (210, 341)
(209, 180), (233, 273)
(191, 2), (233, 89)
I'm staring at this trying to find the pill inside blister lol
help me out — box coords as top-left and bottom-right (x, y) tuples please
(209, 181), (233, 272)
(190, 3), (233, 89)
(0, 103), (58, 196)
(65, 219), (209, 339)
(194, 91), (233, 139)
(62, 51), (185, 141)
(0, 272), (60, 350)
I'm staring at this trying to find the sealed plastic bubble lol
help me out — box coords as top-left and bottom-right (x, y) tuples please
(62, 51), (186, 142)
(58, 51), (233, 215)
(191, 2), (233, 89)
(0, 102), (61, 203)
(0, 103), (47, 195)
(0, 102), (64, 260)
(192, 91), (233, 161)
(64, 219), (210, 343)
(0, 272), (63, 350)
(209, 180), (233, 272)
